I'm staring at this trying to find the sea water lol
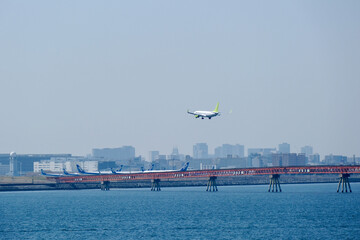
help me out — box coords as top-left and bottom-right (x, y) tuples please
(1, 183), (359, 240)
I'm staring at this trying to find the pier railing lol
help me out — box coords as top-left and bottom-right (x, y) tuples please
(52, 165), (360, 184)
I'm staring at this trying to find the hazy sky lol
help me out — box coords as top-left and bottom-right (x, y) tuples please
(1, 1), (359, 159)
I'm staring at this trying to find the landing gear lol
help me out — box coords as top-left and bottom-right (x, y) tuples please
(209, 117), (211, 119)
(202, 117), (204, 119)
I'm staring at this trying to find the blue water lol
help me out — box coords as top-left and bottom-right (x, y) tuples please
(1, 183), (360, 240)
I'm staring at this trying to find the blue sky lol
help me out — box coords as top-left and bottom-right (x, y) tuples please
(0, 1), (359, 159)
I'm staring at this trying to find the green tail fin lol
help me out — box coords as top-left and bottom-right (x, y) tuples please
(213, 102), (219, 113)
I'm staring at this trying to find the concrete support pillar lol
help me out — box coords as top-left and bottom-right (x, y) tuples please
(337, 174), (352, 193)
(101, 181), (110, 191)
(151, 179), (161, 191)
(206, 176), (218, 192)
(268, 174), (281, 192)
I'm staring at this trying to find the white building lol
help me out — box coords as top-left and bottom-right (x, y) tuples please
(77, 161), (98, 172)
(34, 159), (98, 173)
(34, 160), (64, 173)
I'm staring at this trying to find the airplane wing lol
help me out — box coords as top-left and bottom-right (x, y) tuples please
(187, 111), (205, 116)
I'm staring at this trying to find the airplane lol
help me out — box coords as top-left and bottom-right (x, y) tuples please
(143, 162), (190, 173)
(148, 164), (155, 171)
(41, 169), (62, 177)
(110, 165), (124, 174)
(109, 165), (144, 174)
(177, 162), (190, 172)
(140, 164), (156, 172)
(63, 168), (79, 176)
(187, 103), (220, 119)
(111, 163), (187, 174)
(76, 164), (101, 175)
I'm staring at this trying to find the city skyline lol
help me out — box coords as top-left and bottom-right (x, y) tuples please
(1, 1), (359, 158)
(0, 142), (355, 161)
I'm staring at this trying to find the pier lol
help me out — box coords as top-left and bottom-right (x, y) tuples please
(47, 165), (360, 192)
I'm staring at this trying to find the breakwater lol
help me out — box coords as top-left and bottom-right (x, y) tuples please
(1, 174), (360, 191)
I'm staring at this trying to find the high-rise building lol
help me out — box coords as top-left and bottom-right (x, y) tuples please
(148, 151), (159, 162)
(193, 143), (208, 159)
(171, 147), (179, 156)
(214, 146), (221, 158)
(169, 147), (180, 160)
(222, 144), (233, 157)
(214, 144), (244, 158)
(278, 143), (290, 153)
(301, 146), (313, 157)
(233, 144), (245, 158)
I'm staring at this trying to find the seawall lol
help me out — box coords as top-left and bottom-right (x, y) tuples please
(1, 174), (360, 191)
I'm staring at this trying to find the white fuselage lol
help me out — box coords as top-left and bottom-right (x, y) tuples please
(142, 169), (181, 173)
(194, 111), (219, 118)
